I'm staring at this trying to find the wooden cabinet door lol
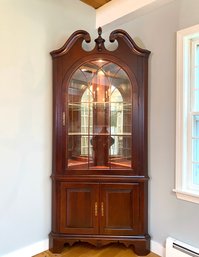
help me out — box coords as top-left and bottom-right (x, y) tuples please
(100, 183), (140, 235)
(60, 182), (99, 234)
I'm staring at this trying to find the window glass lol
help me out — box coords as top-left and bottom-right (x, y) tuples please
(193, 163), (199, 185)
(196, 45), (199, 66)
(191, 43), (199, 185)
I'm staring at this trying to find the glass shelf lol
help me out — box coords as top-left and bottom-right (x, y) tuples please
(68, 133), (132, 136)
(68, 101), (131, 105)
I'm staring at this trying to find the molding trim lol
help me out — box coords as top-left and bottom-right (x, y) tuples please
(3, 239), (49, 257)
(96, 0), (175, 29)
(175, 23), (199, 204)
(2, 238), (164, 257)
(173, 189), (199, 204)
(151, 240), (165, 257)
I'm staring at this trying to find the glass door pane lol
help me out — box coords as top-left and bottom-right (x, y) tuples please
(109, 69), (132, 169)
(67, 60), (132, 170)
(67, 67), (92, 169)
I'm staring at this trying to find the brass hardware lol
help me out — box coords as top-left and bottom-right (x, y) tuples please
(95, 202), (98, 216)
(62, 112), (66, 126)
(101, 202), (104, 217)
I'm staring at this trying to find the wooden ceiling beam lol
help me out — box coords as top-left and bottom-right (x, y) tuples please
(80, 0), (111, 9)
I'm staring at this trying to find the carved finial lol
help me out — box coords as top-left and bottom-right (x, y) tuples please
(98, 27), (102, 36)
(95, 27), (105, 51)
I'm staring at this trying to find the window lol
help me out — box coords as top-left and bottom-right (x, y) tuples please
(175, 24), (199, 203)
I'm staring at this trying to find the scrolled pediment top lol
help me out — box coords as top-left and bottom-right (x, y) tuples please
(109, 29), (150, 56)
(50, 30), (91, 57)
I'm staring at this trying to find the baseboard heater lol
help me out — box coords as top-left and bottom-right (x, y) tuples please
(166, 237), (199, 257)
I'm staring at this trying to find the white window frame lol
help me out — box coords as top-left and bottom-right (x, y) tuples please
(174, 24), (199, 204)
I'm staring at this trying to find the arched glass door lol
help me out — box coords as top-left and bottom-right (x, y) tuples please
(67, 60), (132, 170)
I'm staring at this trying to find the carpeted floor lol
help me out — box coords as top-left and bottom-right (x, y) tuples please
(33, 243), (160, 257)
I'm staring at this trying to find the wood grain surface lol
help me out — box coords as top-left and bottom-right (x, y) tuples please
(33, 243), (160, 257)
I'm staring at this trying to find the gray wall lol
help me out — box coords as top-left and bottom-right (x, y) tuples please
(1, 0), (199, 255)
(103, 0), (199, 248)
(0, 0), (95, 255)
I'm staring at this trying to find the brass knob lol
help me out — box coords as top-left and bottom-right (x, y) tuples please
(101, 202), (104, 217)
(95, 202), (98, 216)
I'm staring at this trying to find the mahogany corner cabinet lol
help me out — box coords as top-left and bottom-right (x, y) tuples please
(49, 27), (151, 256)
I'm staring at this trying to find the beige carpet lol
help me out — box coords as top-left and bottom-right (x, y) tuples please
(33, 243), (160, 257)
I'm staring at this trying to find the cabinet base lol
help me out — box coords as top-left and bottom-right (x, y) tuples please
(49, 232), (150, 256)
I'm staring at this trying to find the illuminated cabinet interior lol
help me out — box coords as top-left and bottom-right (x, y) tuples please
(49, 28), (151, 256)
(68, 61), (132, 170)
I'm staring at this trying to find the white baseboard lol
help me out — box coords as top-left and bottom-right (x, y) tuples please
(151, 240), (165, 257)
(2, 239), (49, 257)
(2, 238), (165, 257)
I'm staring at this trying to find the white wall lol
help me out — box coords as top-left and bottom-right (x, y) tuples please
(101, 0), (199, 251)
(0, 0), (95, 256)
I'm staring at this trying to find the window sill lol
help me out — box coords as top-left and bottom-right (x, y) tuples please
(173, 189), (199, 204)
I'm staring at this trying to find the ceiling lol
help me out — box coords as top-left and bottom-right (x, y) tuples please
(80, 0), (111, 9)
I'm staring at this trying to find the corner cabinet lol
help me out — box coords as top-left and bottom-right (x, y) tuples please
(49, 28), (151, 256)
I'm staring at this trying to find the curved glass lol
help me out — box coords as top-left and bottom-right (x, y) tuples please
(67, 60), (132, 170)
